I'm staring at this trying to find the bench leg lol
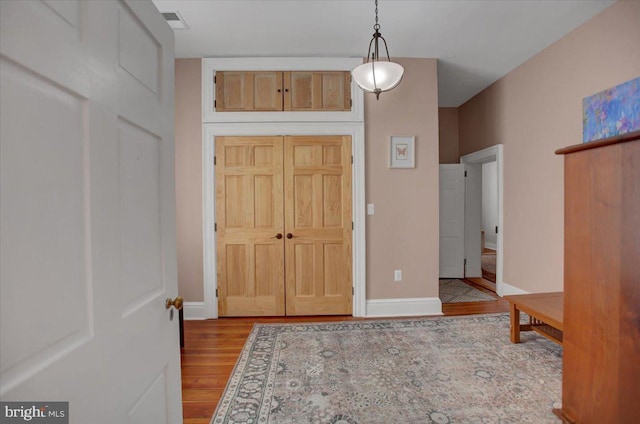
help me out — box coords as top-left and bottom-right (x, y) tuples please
(510, 303), (521, 343)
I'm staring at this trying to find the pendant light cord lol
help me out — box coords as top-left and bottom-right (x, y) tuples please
(374, 0), (380, 31)
(373, 0), (379, 91)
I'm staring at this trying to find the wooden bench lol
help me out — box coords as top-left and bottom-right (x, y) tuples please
(504, 292), (563, 345)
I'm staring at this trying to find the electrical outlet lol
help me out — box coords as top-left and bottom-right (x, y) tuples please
(394, 270), (402, 282)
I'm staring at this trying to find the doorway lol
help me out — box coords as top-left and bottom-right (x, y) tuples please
(460, 144), (504, 295)
(215, 135), (353, 316)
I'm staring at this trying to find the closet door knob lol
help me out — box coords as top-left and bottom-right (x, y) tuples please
(272, 233), (283, 239)
(286, 233), (294, 239)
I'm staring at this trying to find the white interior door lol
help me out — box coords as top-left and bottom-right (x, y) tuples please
(439, 165), (465, 278)
(0, 1), (182, 422)
(464, 163), (483, 277)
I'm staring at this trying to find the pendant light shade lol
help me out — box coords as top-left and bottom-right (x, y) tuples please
(352, 61), (404, 94)
(352, 0), (404, 100)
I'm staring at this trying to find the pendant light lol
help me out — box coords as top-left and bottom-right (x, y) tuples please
(352, 0), (404, 100)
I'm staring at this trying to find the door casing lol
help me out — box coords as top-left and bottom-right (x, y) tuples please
(202, 122), (366, 318)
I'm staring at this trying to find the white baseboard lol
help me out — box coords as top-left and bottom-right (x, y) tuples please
(183, 301), (208, 320)
(186, 297), (444, 319)
(366, 297), (443, 318)
(484, 242), (497, 250)
(498, 281), (529, 297)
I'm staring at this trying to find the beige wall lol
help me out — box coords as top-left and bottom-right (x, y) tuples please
(175, 59), (204, 301)
(365, 58), (440, 299)
(458, 1), (640, 293)
(438, 107), (459, 164)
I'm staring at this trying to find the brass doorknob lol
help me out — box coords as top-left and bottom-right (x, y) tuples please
(166, 296), (184, 310)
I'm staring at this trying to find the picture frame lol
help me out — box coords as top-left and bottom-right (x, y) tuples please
(389, 136), (415, 168)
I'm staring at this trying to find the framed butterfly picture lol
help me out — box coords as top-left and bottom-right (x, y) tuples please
(389, 136), (415, 168)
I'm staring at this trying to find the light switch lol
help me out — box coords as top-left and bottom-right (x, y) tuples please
(394, 270), (402, 282)
(367, 203), (375, 215)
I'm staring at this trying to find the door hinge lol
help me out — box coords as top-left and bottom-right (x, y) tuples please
(464, 258), (467, 266)
(350, 98), (352, 108)
(352, 221), (354, 230)
(495, 226), (498, 234)
(214, 222), (217, 232)
(352, 287), (354, 295)
(214, 75), (216, 84)
(214, 156), (217, 165)
(351, 155), (354, 164)
(216, 288), (218, 297)
(214, 99), (217, 108)
(464, 171), (467, 177)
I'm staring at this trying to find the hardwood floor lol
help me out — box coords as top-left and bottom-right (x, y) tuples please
(481, 247), (498, 289)
(181, 297), (510, 423)
(464, 276), (496, 293)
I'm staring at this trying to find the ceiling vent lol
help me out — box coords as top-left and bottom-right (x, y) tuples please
(161, 11), (189, 30)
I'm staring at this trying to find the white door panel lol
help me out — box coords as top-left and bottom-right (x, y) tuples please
(0, 1), (181, 422)
(464, 164), (483, 277)
(0, 55), (92, 396)
(439, 165), (465, 278)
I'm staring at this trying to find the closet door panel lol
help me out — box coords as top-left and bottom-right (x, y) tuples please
(216, 136), (284, 316)
(284, 136), (352, 315)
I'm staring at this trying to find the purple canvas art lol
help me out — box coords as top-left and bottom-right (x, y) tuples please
(582, 77), (640, 143)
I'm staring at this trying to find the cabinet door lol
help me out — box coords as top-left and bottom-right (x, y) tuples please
(284, 72), (351, 111)
(215, 71), (283, 111)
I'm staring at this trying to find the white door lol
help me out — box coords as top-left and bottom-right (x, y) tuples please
(1, 1), (182, 422)
(439, 165), (465, 278)
(464, 163), (483, 277)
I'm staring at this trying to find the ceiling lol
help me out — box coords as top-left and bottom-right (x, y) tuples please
(152, 0), (614, 107)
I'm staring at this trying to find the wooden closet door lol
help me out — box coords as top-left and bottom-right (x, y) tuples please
(284, 136), (353, 315)
(215, 136), (285, 316)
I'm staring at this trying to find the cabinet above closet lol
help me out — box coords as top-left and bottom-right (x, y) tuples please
(202, 57), (364, 123)
(215, 71), (352, 112)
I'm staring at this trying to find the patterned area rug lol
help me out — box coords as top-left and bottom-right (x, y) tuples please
(439, 278), (496, 303)
(211, 314), (562, 424)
